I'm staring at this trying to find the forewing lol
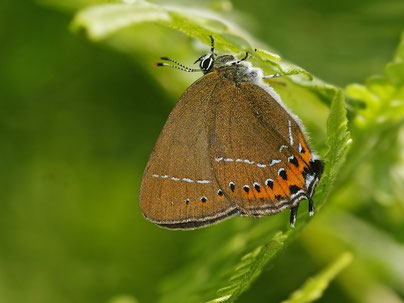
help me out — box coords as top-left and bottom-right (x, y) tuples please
(139, 73), (237, 229)
(209, 80), (323, 216)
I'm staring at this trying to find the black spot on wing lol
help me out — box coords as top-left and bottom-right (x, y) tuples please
(310, 159), (324, 176)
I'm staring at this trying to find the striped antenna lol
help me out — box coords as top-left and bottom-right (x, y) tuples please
(154, 57), (201, 72)
(209, 35), (216, 56)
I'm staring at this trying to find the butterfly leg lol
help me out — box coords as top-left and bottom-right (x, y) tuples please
(289, 204), (299, 228)
(308, 196), (315, 217)
(237, 52), (250, 63)
(262, 73), (283, 79)
(232, 52), (250, 66)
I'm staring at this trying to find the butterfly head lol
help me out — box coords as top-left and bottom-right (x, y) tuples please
(194, 54), (237, 74)
(194, 54), (214, 73)
(155, 36), (244, 75)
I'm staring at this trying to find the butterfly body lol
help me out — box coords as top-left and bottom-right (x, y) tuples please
(140, 43), (323, 229)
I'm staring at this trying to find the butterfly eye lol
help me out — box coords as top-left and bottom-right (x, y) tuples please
(200, 57), (213, 72)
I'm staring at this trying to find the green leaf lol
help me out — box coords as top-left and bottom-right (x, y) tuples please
(288, 30), (404, 302)
(209, 231), (288, 303)
(71, 2), (171, 40)
(345, 30), (404, 128)
(71, 1), (333, 103)
(340, 30), (404, 189)
(325, 212), (404, 289)
(71, 1), (250, 51)
(394, 30), (404, 62)
(318, 90), (352, 209)
(254, 48), (281, 61)
(385, 30), (404, 85)
(282, 252), (353, 303)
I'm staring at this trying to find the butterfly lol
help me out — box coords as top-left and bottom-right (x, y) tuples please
(140, 36), (323, 229)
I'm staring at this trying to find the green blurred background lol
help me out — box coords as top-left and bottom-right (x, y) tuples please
(1, 1), (403, 302)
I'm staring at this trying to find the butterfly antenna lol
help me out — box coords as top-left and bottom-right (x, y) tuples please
(159, 57), (201, 71)
(209, 35), (217, 57)
(154, 57), (201, 72)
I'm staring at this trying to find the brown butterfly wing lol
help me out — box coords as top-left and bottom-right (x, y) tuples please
(139, 72), (237, 229)
(208, 79), (323, 216)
